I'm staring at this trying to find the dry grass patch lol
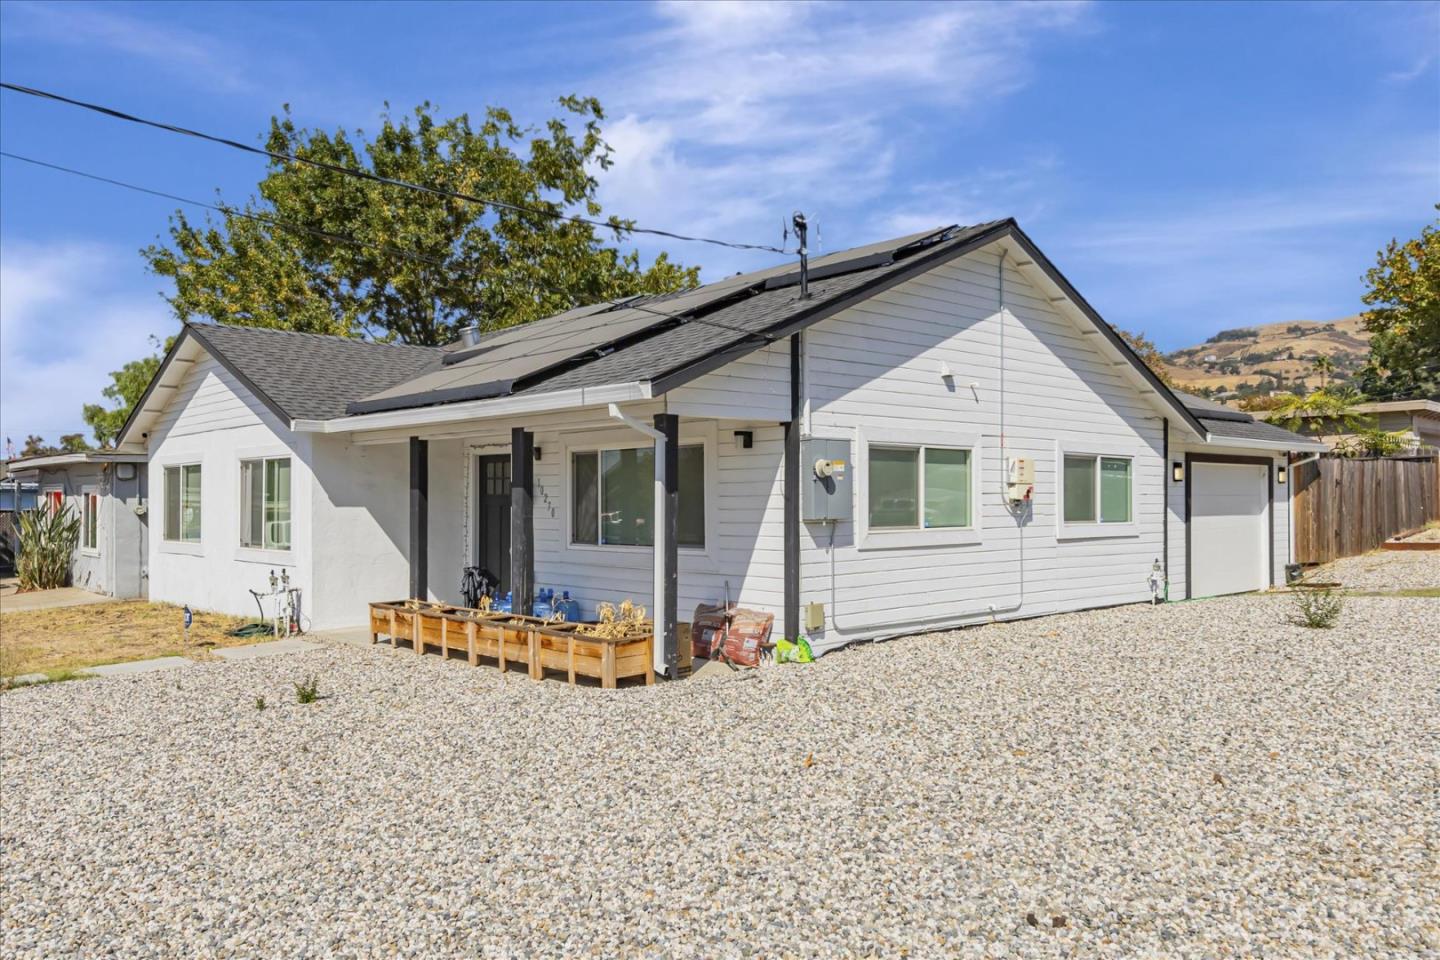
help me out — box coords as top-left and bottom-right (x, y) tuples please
(0, 601), (253, 679)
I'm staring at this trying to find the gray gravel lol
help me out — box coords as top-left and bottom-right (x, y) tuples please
(1308, 547), (1440, 592)
(3, 588), (1438, 958)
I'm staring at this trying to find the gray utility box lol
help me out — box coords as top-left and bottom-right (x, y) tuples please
(801, 437), (853, 522)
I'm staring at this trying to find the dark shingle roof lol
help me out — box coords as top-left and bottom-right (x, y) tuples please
(349, 222), (1008, 413)
(1199, 416), (1318, 445)
(187, 324), (444, 421)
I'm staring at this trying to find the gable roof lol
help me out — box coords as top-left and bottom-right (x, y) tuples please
(116, 324), (443, 448)
(126, 220), (1324, 450)
(339, 220), (1210, 439)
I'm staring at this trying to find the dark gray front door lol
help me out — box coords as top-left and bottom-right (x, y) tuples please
(476, 454), (511, 593)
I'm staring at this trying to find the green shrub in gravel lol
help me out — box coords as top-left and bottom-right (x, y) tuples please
(294, 675), (320, 704)
(254, 696), (267, 711)
(1293, 588), (1344, 628)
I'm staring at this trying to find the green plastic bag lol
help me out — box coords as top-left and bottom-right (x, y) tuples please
(775, 636), (815, 664)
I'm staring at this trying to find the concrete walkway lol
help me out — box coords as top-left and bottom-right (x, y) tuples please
(8, 637), (322, 688)
(0, 584), (112, 614)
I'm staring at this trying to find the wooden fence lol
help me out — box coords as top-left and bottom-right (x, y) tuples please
(1293, 454), (1440, 564)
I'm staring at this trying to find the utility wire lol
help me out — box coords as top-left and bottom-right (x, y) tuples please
(0, 149), (776, 344)
(0, 81), (788, 254)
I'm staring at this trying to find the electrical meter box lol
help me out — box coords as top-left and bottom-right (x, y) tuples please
(801, 437), (853, 522)
(1006, 457), (1035, 503)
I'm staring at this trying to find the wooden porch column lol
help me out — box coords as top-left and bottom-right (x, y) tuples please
(409, 436), (428, 600)
(782, 333), (802, 641)
(654, 413), (679, 678)
(510, 427), (534, 617)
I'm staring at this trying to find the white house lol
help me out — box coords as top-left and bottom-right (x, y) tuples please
(2, 452), (149, 598)
(115, 221), (1325, 674)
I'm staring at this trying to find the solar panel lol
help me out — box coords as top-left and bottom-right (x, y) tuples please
(347, 224), (962, 415)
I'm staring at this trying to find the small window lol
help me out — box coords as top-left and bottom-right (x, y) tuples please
(869, 445), (972, 530)
(164, 464), (202, 543)
(45, 490), (64, 515)
(82, 492), (99, 551)
(240, 457), (291, 550)
(1063, 455), (1132, 524)
(571, 444), (705, 548)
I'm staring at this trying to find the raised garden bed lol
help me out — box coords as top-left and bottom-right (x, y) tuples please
(368, 600), (653, 689)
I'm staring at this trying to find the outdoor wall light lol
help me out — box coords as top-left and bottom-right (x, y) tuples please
(734, 430), (754, 449)
(1172, 462), (1184, 483)
(533, 447), (542, 461)
(1277, 464), (1287, 485)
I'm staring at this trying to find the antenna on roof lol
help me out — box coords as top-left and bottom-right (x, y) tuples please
(791, 211), (810, 300)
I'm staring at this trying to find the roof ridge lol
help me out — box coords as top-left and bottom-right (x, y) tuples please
(187, 322), (444, 352)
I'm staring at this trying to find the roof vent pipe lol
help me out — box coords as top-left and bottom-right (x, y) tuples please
(458, 324), (483, 348)
(791, 211), (810, 300)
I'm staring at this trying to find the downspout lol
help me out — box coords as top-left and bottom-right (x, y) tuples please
(827, 247), (1025, 637)
(608, 403), (669, 674)
(1162, 416), (1170, 601)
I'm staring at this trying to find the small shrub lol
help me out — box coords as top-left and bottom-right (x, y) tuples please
(16, 505), (81, 591)
(1293, 588), (1344, 628)
(254, 696), (267, 711)
(294, 675), (320, 704)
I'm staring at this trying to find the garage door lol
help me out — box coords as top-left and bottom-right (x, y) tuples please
(1191, 461), (1269, 598)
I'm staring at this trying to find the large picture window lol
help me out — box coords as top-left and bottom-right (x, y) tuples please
(1063, 455), (1131, 524)
(868, 445), (972, 530)
(164, 464), (202, 543)
(240, 457), (291, 550)
(82, 491), (99, 551)
(571, 445), (705, 548)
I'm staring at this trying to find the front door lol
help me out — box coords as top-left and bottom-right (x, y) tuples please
(476, 455), (511, 593)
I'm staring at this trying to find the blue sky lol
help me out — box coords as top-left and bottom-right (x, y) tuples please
(2, 0), (1436, 443)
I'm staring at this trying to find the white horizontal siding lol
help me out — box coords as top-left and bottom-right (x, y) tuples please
(800, 246), (1169, 653)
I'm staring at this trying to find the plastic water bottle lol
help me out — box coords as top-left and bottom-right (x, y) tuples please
(556, 591), (582, 622)
(495, 591), (512, 614)
(532, 587), (554, 619)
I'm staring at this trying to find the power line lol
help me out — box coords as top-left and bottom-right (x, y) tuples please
(0, 149), (776, 344)
(0, 81), (788, 255)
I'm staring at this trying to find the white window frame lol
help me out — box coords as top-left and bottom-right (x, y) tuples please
(1055, 442), (1140, 540)
(561, 424), (718, 562)
(857, 427), (983, 550)
(234, 445), (297, 566)
(159, 461), (204, 554)
(80, 486), (100, 556)
(239, 455), (293, 553)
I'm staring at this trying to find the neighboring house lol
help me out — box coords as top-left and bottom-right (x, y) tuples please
(1261, 399), (1440, 454)
(113, 220), (1324, 673)
(1, 453), (149, 597)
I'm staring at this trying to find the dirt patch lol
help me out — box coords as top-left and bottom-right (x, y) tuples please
(1, 602), (253, 679)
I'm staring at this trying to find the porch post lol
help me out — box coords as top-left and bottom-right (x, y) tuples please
(783, 333), (802, 641)
(510, 427), (534, 616)
(654, 413), (679, 678)
(409, 436), (428, 600)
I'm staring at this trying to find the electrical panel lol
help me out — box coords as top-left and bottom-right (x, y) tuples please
(1007, 457), (1035, 503)
(801, 437), (853, 522)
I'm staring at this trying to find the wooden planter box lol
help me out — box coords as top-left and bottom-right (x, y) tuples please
(368, 601), (654, 689)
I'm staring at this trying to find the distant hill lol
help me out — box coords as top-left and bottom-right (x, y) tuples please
(1163, 316), (1371, 400)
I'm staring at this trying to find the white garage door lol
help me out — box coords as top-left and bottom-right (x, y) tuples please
(1191, 461), (1269, 598)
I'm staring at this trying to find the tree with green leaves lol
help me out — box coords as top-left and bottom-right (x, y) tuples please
(82, 343), (164, 447)
(1357, 209), (1440, 400)
(143, 97), (699, 345)
(1264, 386), (1370, 436)
(1310, 355), (1336, 390)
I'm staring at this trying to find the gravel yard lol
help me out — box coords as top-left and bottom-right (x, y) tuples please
(1307, 546), (1440, 592)
(3, 587), (1437, 958)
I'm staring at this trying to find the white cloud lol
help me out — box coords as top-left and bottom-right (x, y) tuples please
(0, 243), (174, 446)
(586, 0), (1091, 277)
(1, 1), (250, 92)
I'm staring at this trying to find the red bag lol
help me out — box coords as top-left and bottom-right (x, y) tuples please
(721, 609), (774, 668)
(691, 603), (731, 660)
